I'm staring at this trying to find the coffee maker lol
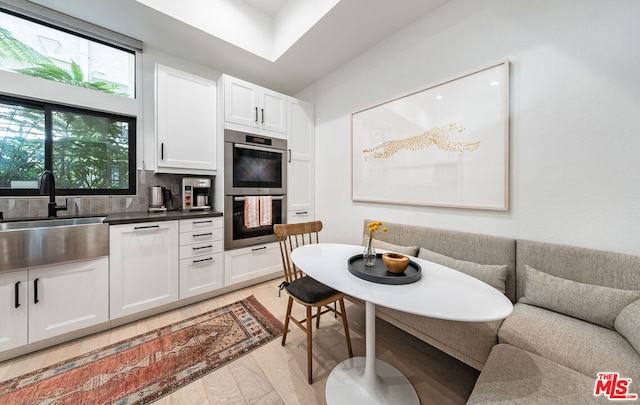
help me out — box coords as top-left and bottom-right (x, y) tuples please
(181, 178), (212, 211)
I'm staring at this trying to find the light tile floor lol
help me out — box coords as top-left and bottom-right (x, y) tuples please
(0, 278), (479, 404)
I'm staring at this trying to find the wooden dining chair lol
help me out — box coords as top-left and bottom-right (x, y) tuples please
(273, 220), (353, 384)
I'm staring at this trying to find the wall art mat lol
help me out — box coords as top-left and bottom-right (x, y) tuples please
(351, 61), (509, 210)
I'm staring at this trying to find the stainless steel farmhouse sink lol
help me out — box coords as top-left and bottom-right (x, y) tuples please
(0, 216), (105, 231)
(0, 217), (109, 271)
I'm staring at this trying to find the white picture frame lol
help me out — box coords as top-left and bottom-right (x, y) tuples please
(351, 61), (510, 210)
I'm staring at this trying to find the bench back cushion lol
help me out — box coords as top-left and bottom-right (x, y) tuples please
(516, 240), (640, 302)
(363, 219), (517, 302)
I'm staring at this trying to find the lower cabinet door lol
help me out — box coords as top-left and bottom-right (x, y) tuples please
(0, 270), (28, 352)
(224, 243), (282, 286)
(28, 257), (109, 343)
(110, 221), (179, 319)
(179, 253), (223, 299)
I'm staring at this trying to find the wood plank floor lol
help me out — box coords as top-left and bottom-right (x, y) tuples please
(0, 278), (479, 404)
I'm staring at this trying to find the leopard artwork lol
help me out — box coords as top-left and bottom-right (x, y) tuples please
(361, 122), (480, 161)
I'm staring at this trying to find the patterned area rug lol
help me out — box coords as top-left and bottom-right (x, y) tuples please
(0, 295), (283, 405)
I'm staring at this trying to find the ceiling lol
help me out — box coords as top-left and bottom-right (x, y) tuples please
(26, 0), (447, 94)
(242, 0), (288, 18)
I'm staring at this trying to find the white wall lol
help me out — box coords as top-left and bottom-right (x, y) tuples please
(297, 0), (640, 255)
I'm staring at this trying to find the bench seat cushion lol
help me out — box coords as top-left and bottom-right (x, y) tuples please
(468, 344), (611, 404)
(498, 303), (640, 381)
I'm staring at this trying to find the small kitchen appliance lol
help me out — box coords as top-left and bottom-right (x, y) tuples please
(181, 177), (212, 211)
(148, 186), (167, 212)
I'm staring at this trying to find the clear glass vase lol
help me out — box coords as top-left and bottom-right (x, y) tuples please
(363, 237), (376, 266)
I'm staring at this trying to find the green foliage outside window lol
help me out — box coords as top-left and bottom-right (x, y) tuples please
(0, 103), (45, 190)
(0, 26), (135, 194)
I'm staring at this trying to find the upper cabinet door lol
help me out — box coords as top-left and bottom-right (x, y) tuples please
(224, 76), (260, 128)
(155, 64), (217, 173)
(260, 88), (287, 134)
(223, 75), (288, 136)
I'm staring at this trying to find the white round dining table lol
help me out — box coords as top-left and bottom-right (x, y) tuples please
(291, 243), (513, 405)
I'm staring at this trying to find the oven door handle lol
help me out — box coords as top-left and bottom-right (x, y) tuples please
(233, 196), (283, 202)
(233, 143), (284, 154)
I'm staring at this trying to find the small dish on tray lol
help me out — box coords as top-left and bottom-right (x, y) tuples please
(382, 252), (410, 273)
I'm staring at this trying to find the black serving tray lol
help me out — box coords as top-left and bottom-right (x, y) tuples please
(347, 254), (421, 285)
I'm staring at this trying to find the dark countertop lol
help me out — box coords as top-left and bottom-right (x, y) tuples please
(0, 210), (222, 226)
(104, 210), (222, 225)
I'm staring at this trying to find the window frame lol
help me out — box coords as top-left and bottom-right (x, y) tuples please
(0, 7), (137, 99)
(0, 94), (137, 197)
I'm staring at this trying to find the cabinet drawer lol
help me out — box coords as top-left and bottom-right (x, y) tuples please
(179, 253), (223, 299)
(179, 240), (223, 258)
(179, 217), (222, 232)
(287, 209), (314, 224)
(179, 228), (222, 246)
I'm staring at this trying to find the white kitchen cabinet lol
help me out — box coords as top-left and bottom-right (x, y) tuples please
(223, 75), (287, 137)
(155, 63), (217, 174)
(110, 221), (179, 319)
(28, 257), (109, 343)
(0, 270), (28, 352)
(224, 242), (282, 287)
(287, 98), (315, 223)
(179, 217), (224, 299)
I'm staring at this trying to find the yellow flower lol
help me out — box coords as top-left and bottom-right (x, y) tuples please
(367, 220), (388, 241)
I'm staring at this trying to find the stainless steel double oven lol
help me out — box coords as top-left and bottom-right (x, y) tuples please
(223, 129), (287, 249)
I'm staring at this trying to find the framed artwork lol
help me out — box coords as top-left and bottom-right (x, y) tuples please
(351, 61), (509, 210)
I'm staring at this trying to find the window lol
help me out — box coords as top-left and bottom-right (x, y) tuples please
(0, 9), (136, 98)
(0, 96), (136, 196)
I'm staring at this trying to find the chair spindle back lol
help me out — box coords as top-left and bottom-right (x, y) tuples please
(274, 221), (322, 283)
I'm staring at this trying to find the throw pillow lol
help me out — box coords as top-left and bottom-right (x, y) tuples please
(520, 264), (640, 329)
(361, 235), (419, 256)
(418, 247), (508, 294)
(615, 299), (640, 354)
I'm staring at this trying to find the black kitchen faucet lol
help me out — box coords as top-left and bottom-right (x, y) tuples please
(40, 170), (67, 217)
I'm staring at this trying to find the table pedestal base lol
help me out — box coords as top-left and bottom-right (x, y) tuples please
(325, 357), (419, 404)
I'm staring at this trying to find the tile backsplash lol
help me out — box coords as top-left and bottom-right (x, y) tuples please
(0, 170), (215, 219)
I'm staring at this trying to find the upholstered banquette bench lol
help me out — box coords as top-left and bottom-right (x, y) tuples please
(361, 219), (640, 404)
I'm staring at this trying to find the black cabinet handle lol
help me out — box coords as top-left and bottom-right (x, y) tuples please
(161, 143), (164, 160)
(252, 246), (267, 252)
(295, 211), (309, 215)
(134, 225), (160, 230)
(288, 149), (291, 163)
(193, 232), (213, 237)
(192, 245), (213, 250)
(192, 220), (213, 224)
(255, 107), (258, 122)
(34, 278), (39, 304)
(193, 257), (213, 264)
(15, 281), (20, 308)
(261, 108), (264, 124)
